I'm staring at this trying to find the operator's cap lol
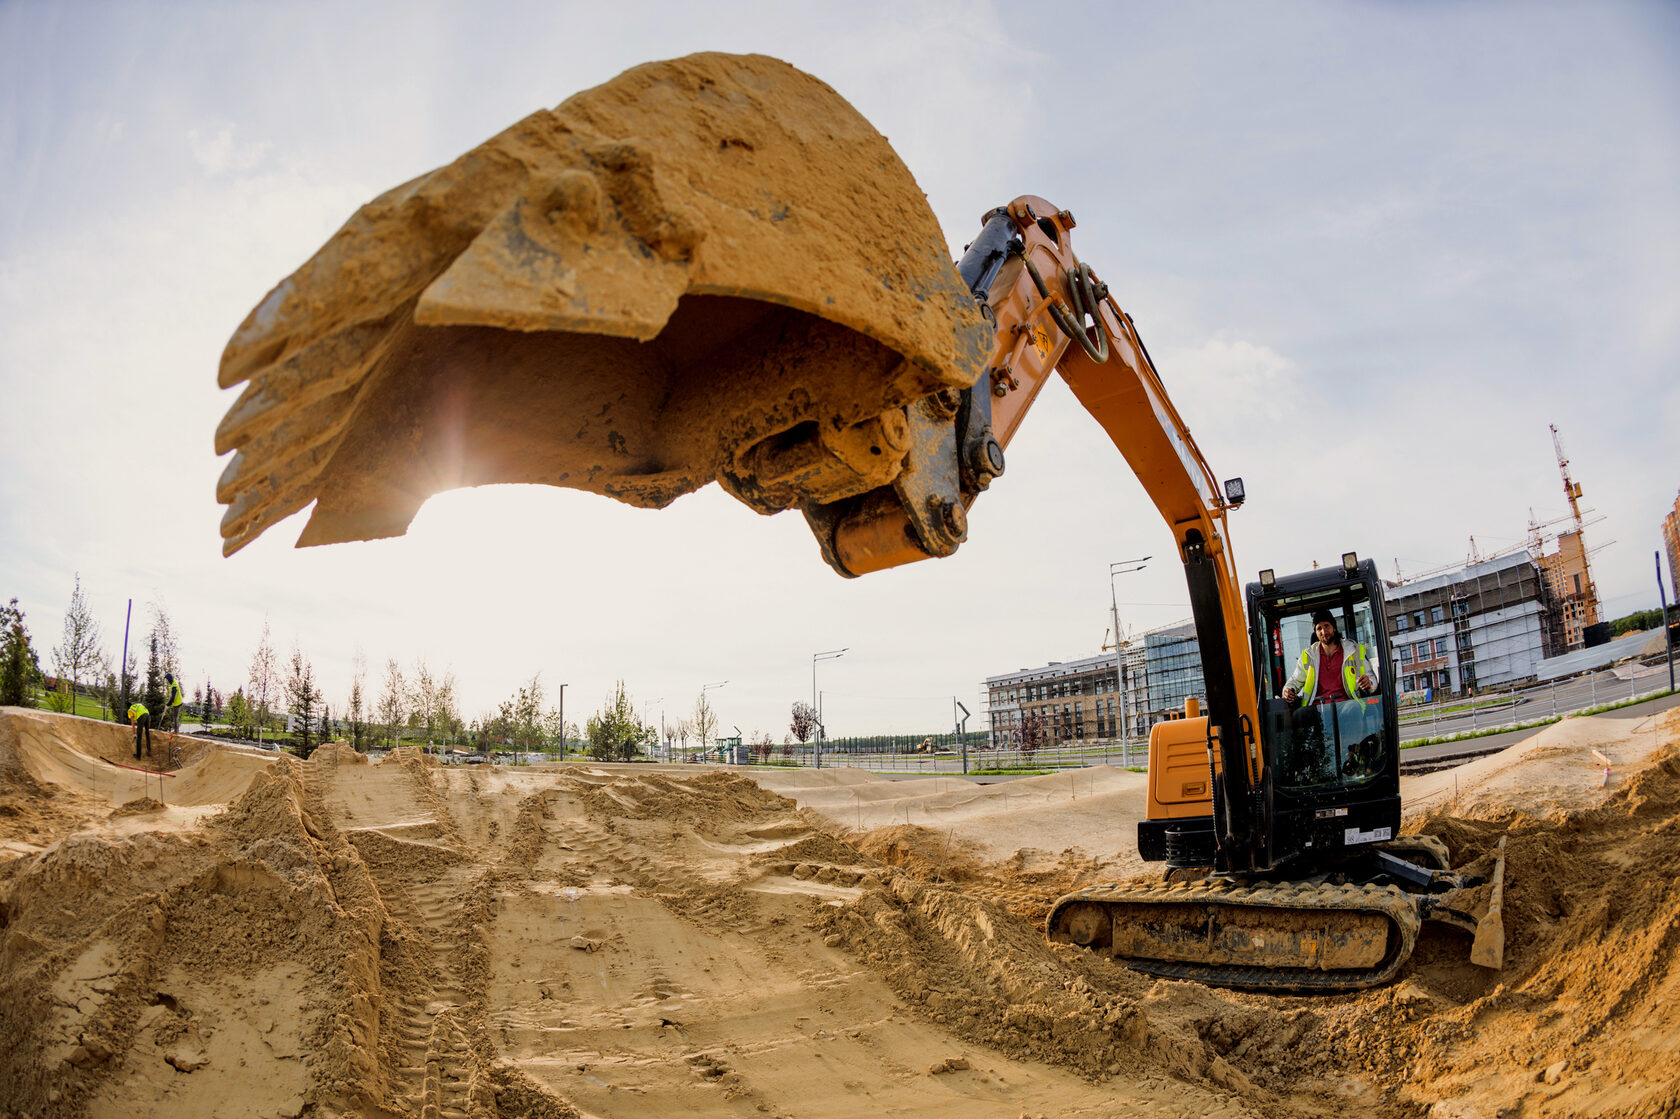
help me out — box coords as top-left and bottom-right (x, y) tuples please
(1312, 609), (1335, 627)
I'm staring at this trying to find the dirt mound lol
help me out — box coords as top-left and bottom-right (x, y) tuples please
(308, 740), (367, 766)
(109, 798), (165, 817)
(0, 761), (386, 1119)
(3, 703), (1676, 1118)
(853, 823), (988, 883)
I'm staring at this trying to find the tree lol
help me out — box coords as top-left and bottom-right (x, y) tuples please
(1611, 608), (1664, 637)
(347, 675), (367, 752)
(1016, 709), (1050, 758)
(94, 657), (115, 720)
(51, 574), (102, 718)
(691, 690), (719, 757)
(672, 717), (692, 755)
(511, 674), (545, 752)
(586, 681), (646, 762)
(226, 689), (249, 738)
(285, 644), (323, 757)
(248, 620), (278, 745)
(541, 704), (571, 755)
(1, 598), (43, 707)
(789, 700), (817, 745)
(433, 670), (461, 746)
(409, 658), (439, 749)
(102, 650), (132, 722)
(147, 601), (180, 684)
(143, 633), (164, 713)
(378, 659), (406, 749)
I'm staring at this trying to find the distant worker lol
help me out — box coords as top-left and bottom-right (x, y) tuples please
(163, 673), (185, 733)
(1282, 609), (1376, 704)
(127, 701), (153, 760)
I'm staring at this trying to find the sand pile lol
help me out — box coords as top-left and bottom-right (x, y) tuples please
(2, 704), (1677, 1118)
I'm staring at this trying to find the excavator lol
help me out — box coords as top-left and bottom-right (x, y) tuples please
(213, 52), (1503, 991)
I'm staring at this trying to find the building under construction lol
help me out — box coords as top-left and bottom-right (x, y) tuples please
(1383, 552), (1552, 698)
(1382, 424), (1607, 697)
(1530, 425), (1604, 652)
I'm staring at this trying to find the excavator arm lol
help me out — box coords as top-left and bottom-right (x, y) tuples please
(840, 196), (1265, 868)
(981, 200), (1264, 868)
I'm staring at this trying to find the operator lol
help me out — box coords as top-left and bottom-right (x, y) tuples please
(1279, 610), (1376, 775)
(127, 701), (154, 760)
(163, 673), (185, 733)
(1282, 609), (1376, 704)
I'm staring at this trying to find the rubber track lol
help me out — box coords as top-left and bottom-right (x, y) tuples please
(1046, 878), (1422, 991)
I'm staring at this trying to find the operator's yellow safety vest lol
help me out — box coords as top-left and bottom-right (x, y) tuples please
(1295, 642), (1371, 707)
(127, 703), (149, 722)
(166, 679), (183, 708)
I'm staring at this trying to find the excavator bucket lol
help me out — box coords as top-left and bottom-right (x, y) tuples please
(215, 53), (989, 557)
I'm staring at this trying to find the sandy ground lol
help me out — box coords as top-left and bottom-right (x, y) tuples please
(2, 704), (1677, 1119)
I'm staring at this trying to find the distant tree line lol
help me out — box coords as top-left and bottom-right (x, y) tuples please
(1610, 608), (1667, 638)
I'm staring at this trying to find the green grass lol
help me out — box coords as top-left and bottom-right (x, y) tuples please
(27, 686), (119, 721)
(1399, 696), (1520, 723)
(968, 765), (1054, 776)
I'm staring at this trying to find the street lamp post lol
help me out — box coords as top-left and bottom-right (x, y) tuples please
(1109, 558), (1150, 761)
(812, 648), (847, 769)
(556, 683), (567, 758)
(1660, 550), (1677, 695)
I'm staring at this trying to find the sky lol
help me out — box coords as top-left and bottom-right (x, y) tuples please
(3, 0), (1677, 742)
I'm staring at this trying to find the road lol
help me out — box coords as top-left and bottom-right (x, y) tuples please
(1398, 665), (1672, 741)
(831, 670), (1678, 782)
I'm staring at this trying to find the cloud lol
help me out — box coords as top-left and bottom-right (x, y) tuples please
(188, 126), (270, 175)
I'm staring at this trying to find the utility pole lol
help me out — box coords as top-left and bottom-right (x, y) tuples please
(119, 598), (132, 711)
(557, 683), (566, 757)
(1660, 551), (1676, 694)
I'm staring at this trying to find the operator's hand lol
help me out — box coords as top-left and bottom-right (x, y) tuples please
(1357, 675), (1374, 694)
(1281, 686), (1297, 702)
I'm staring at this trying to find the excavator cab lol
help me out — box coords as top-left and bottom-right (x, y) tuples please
(1248, 558), (1401, 872)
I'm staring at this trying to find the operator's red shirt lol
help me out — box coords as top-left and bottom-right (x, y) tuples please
(1316, 644), (1347, 703)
